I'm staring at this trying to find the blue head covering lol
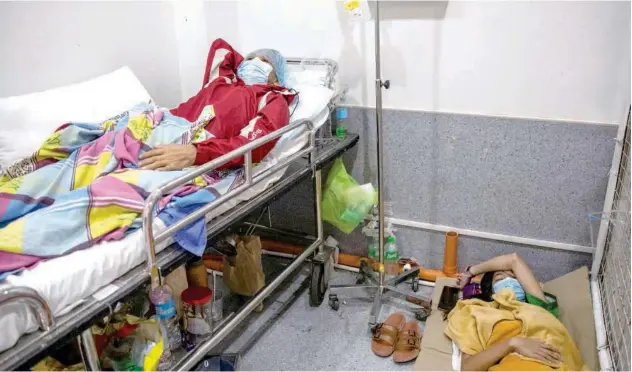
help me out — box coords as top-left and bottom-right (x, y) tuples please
(246, 48), (288, 87)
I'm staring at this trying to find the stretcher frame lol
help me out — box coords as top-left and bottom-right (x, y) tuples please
(0, 58), (357, 371)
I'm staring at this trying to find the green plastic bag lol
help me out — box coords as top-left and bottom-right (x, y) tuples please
(322, 158), (377, 234)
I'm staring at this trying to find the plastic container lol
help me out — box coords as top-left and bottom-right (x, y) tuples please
(182, 286), (213, 346)
(211, 290), (224, 322)
(367, 233), (378, 261)
(149, 284), (181, 358)
(186, 259), (209, 288)
(334, 107), (348, 139)
(384, 235), (399, 278)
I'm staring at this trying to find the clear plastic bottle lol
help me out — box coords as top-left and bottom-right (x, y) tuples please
(149, 284), (181, 368)
(368, 232), (378, 261)
(384, 235), (399, 279)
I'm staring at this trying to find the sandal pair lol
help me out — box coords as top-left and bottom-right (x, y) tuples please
(371, 312), (421, 363)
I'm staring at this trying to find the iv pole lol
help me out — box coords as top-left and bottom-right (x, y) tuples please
(328, 0), (429, 327)
(374, 0), (387, 293)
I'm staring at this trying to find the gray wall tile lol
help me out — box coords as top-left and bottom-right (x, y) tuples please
(344, 107), (616, 246)
(267, 108), (613, 279)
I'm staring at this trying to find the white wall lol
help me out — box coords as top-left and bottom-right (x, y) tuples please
(0, 1), (182, 108)
(203, 0), (630, 124)
(1, 1), (628, 124)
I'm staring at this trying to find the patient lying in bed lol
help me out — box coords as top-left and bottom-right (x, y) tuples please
(0, 40), (298, 269)
(446, 254), (586, 371)
(139, 38), (297, 171)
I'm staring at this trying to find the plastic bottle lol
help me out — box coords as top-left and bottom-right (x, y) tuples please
(149, 284), (181, 368)
(367, 232), (378, 261)
(384, 235), (399, 278)
(334, 107), (348, 139)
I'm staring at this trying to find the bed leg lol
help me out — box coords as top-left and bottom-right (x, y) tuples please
(313, 169), (324, 247)
(309, 169), (330, 307)
(79, 328), (101, 371)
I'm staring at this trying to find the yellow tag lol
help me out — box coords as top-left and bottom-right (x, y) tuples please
(378, 264), (384, 273)
(344, 0), (360, 12)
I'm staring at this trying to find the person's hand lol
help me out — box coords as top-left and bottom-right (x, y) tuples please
(509, 337), (562, 366)
(456, 267), (474, 289)
(139, 144), (197, 171)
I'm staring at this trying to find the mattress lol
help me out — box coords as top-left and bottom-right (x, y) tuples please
(0, 96), (333, 354)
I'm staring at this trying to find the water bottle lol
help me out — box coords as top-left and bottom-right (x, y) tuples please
(368, 232), (378, 261)
(149, 284), (181, 367)
(384, 235), (399, 278)
(334, 107), (348, 139)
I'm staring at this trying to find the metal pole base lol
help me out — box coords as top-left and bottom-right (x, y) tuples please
(329, 266), (431, 327)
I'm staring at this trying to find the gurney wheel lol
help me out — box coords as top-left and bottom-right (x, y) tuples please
(412, 277), (419, 292)
(309, 262), (327, 307)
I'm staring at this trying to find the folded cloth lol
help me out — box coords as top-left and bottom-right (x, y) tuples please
(0, 251), (42, 275)
(444, 289), (586, 371)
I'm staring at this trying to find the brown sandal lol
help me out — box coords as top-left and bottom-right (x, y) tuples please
(371, 312), (405, 357)
(392, 320), (422, 363)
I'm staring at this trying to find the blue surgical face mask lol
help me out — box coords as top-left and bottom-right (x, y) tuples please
(237, 57), (273, 86)
(492, 277), (526, 302)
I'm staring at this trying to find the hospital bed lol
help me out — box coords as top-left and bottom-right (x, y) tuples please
(0, 58), (357, 370)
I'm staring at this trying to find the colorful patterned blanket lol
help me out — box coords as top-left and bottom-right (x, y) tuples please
(0, 103), (242, 264)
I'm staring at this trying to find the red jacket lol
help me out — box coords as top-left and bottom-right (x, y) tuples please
(170, 39), (297, 168)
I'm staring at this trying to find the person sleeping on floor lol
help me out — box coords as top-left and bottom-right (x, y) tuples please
(448, 253), (586, 371)
(139, 38), (297, 171)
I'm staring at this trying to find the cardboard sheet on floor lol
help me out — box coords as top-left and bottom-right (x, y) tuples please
(413, 266), (598, 371)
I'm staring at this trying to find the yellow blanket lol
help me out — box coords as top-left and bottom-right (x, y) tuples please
(444, 289), (586, 371)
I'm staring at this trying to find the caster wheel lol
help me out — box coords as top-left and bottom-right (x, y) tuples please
(310, 262), (327, 307)
(328, 294), (340, 311)
(412, 277), (419, 292)
(415, 308), (430, 322)
(355, 272), (367, 285)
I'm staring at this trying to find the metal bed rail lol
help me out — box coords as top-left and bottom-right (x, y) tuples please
(0, 56), (346, 370)
(286, 58), (339, 90)
(142, 117), (316, 287)
(0, 132), (361, 371)
(143, 56), (342, 288)
(0, 285), (54, 332)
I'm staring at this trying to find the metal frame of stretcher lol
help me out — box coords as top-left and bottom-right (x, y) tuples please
(0, 58), (358, 371)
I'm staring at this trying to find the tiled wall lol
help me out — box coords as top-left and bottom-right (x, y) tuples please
(267, 107), (618, 281)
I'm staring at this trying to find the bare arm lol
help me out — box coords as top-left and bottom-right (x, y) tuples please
(461, 339), (513, 371)
(461, 337), (562, 371)
(468, 253), (546, 301)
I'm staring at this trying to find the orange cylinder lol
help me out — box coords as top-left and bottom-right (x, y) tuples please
(419, 268), (447, 282)
(338, 253), (364, 268)
(205, 238), (461, 282)
(443, 231), (458, 276)
(203, 258), (224, 272)
(261, 239), (304, 255)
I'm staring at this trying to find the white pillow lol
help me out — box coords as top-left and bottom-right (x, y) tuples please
(0, 67), (151, 170)
(288, 83), (334, 123)
(286, 69), (327, 88)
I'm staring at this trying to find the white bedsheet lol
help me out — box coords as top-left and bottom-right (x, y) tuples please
(0, 103), (331, 354)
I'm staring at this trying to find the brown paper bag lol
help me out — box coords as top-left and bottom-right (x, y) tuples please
(164, 265), (189, 317)
(223, 235), (265, 297)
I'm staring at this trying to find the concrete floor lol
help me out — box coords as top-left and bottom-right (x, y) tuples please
(209, 257), (433, 371)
